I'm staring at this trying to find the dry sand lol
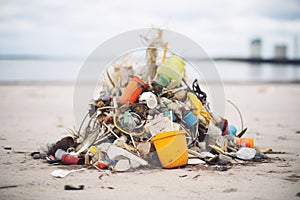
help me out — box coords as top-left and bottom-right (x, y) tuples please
(0, 83), (299, 200)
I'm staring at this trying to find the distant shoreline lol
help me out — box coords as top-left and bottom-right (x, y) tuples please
(213, 57), (300, 65)
(0, 54), (84, 61)
(1, 54), (300, 65)
(0, 80), (299, 85)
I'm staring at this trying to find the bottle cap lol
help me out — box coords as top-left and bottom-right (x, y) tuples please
(89, 146), (98, 155)
(155, 74), (170, 87)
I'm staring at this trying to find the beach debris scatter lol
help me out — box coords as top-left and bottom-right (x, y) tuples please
(32, 28), (273, 176)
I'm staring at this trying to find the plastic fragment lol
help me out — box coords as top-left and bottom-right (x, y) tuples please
(188, 158), (206, 165)
(98, 143), (148, 166)
(64, 185), (84, 190)
(114, 159), (131, 172)
(51, 168), (86, 178)
(218, 154), (232, 165)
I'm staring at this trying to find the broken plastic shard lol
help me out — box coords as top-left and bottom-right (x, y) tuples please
(188, 150), (215, 159)
(98, 143), (148, 166)
(254, 151), (269, 160)
(98, 143), (111, 152)
(224, 135), (239, 148)
(218, 154), (232, 165)
(207, 121), (222, 136)
(188, 158), (206, 165)
(160, 97), (182, 119)
(144, 115), (180, 136)
(129, 159), (141, 169)
(114, 159), (131, 172)
(206, 122), (222, 146)
(137, 142), (151, 155)
(120, 111), (142, 132)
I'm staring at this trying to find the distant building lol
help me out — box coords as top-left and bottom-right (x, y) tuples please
(274, 45), (287, 59)
(250, 38), (262, 58)
(294, 35), (299, 59)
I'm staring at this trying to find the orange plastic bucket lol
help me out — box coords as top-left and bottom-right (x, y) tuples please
(120, 76), (147, 105)
(151, 130), (188, 169)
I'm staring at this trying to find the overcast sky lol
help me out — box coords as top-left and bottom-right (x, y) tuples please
(0, 0), (300, 58)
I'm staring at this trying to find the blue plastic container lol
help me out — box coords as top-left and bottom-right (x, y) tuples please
(228, 125), (237, 135)
(183, 111), (197, 127)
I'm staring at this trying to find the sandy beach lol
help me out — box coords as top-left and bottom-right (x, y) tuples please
(0, 83), (299, 200)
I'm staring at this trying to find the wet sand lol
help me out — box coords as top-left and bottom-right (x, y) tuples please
(0, 83), (299, 200)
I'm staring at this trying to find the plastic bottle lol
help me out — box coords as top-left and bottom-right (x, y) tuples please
(120, 76), (147, 105)
(157, 55), (185, 85)
(235, 137), (254, 148)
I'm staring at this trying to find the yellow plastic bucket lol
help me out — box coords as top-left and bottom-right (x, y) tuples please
(151, 130), (188, 168)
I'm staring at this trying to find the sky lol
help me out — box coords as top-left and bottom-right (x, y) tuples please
(0, 0), (300, 59)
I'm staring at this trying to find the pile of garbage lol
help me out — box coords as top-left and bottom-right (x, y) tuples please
(32, 30), (271, 173)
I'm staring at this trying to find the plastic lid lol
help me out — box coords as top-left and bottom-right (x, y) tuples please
(155, 74), (170, 87)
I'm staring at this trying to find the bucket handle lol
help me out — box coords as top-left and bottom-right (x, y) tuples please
(151, 131), (185, 142)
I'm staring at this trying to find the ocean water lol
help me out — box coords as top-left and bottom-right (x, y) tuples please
(0, 59), (299, 83)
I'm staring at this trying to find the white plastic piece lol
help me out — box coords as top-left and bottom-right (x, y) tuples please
(51, 168), (86, 178)
(129, 159), (141, 169)
(139, 92), (158, 109)
(144, 115), (180, 136)
(188, 158), (206, 165)
(98, 143), (148, 166)
(114, 159), (131, 172)
(54, 149), (66, 160)
(236, 147), (256, 160)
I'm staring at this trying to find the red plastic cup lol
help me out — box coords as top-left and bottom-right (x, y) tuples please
(61, 154), (81, 165)
(97, 161), (108, 169)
